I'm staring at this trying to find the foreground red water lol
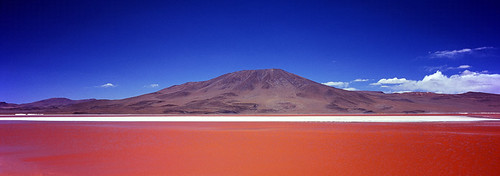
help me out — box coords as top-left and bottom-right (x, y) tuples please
(1, 121), (499, 175)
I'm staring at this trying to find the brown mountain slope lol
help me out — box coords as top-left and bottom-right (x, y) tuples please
(2, 69), (500, 114)
(64, 69), (377, 114)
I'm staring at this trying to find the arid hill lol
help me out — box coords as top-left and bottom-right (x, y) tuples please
(0, 98), (95, 112)
(2, 69), (500, 114)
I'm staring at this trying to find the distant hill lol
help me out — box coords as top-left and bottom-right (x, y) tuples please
(1, 98), (95, 112)
(2, 69), (500, 114)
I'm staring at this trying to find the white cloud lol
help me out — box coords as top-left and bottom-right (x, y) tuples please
(343, 87), (358, 91)
(475, 46), (494, 50)
(353, 79), (369, 82)
(429, 47), (494, 59)
(425, 65), (472, 72)
(457, 65), (471, 69)
(322, 81), (357, 91)
(432, 48), (471, 58)
(100, 83), (116, 88)
(373, 70), (500, 94)
(424, 65), (447, 72)
(145, 84), (159, 88)
(370, 77), (410, 85)
(323, 81), (349, 87)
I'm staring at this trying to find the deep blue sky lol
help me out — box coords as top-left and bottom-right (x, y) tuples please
(2, 0), (500, 103)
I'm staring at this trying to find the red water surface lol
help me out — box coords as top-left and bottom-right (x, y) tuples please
(1, 121), (500, 175)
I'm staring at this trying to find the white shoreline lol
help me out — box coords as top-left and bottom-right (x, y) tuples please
(0, 115), (498, 122)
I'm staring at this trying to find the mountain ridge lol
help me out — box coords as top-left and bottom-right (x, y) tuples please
(2, 69), (500, 114)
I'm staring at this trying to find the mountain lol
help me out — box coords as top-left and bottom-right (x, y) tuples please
(1, 69), (500, 114)
(23, 98), (96, 108)
(0, 98), (95, 112)
(0, 102), (18, 109)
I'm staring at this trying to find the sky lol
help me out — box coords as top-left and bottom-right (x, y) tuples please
(2, 0), (500, 104)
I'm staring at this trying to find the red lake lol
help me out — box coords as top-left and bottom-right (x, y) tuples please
(1, 121), (500, 175)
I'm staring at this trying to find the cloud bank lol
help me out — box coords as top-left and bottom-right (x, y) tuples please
(372, 70), (500, 94)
